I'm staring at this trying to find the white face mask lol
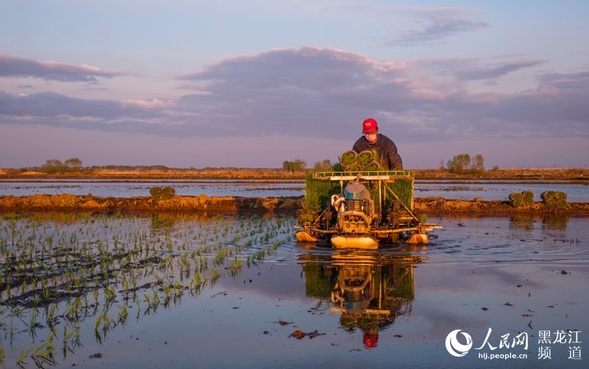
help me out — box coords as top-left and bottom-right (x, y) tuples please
(365, 132), (377, 142)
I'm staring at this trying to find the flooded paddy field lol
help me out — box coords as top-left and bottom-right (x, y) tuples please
(0, 212), (587, 368)
(1, 179), (588, 202)
(0, 179), (305, 199)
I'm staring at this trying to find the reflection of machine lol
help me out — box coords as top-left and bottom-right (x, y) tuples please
(296, 170), (441, 249)
(299, 251), (421, 348)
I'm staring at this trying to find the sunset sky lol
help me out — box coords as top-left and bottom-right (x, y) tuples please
(1, 0), (588, 169)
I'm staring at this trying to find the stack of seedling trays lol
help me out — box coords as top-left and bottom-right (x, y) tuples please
(540, 190), (569, 208)
(150, 186), (176, 201)
(339, 149), (381, 171)
(508, 189), (569, 209)
(509, 190), (535, 208)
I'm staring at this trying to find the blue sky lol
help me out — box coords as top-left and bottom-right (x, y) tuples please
(1, 0), (588, 169)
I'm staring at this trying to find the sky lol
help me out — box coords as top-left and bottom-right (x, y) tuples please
(1, 0), (588, 169)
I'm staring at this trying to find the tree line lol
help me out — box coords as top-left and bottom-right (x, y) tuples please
(284, 153), (486, 174)
(35, 153), (486, 174)
(444, 153), (486, 174)
(40, 158), (83, 173)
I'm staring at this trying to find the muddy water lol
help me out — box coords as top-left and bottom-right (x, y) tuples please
(0, 214), (587, 368)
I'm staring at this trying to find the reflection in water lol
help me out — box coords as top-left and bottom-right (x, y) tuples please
(150, 213), (177, 235)
(541, 214), (569, 231)
(509, 213), (569, 232)
(299, 250), (422, 349)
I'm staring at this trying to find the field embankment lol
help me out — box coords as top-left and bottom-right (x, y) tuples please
(1, 167), (588, 216)
(0, 194), (301, 215)
(1, 194), (589, 217)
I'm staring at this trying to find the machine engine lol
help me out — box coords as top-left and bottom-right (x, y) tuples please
(331, 182), (375, 235)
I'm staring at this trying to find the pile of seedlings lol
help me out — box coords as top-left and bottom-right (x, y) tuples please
(541, 190), (569, 208)
(509, 190), (535, 208)
(508, 190), (570, 209)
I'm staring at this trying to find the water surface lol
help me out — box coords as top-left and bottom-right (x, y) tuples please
(0, 213), (586, 368)
(1, 179), (588, 202)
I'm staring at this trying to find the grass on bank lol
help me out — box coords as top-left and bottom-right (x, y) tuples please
(0, 167), (588, 181)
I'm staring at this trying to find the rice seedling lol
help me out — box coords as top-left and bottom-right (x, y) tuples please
(60, 324), (76, 360)
(117, 304), (129, 326)
(228, 257), (243, 278)
(30, 334), (56, 368)
(209, 267), (222, 284)
(0, 212), (297, 368)
(0, 345), (5, 366)
(16, 347), (32, 369)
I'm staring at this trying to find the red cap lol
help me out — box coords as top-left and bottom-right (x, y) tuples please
(362, 118), (378, 133)
(363, 334), (378, 349)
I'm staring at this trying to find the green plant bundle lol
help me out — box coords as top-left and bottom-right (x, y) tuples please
(509, 190), (535, 208)
(363, 160), (380, 171)
(150, 186), (176, 201)
(387, 180), (413, 210)
(541, 190), (569, 208)
(540, 190), (555, 201)
(297, 211), (316, 225)
(345, 163), (362, 172)
(340, 151), (357, 166)
(339, 149), (381, 172)
(303, 172), (340, 212)
(522, 190), (534, 204)
(344, 178), (413, 212)
(357, 150), (374, 165)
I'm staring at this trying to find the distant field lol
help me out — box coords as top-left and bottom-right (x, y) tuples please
(0, 167), (588, 181)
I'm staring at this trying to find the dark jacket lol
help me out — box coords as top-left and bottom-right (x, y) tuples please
(352, 134), (403, 170)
